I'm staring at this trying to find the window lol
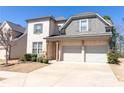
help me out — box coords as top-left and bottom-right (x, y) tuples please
(79, 19), (88, 32)
(34, 24), (43, 34)
(106, 27), (111, 32)
(32, 42), (42, 54)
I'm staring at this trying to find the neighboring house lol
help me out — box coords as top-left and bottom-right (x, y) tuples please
(26, 12), (113, 63)
(0, 21), (27, 60)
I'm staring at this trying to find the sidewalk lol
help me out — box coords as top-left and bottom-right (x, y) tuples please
(0, 71), (27, 87)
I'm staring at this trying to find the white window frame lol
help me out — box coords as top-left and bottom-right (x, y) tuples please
(34, 24), (43, 34)
(32, 42), (42, 54)
(79, 19), (88, 32)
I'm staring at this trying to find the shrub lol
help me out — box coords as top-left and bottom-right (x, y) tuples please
(24, 54), (32, 61)
(31, 54), (37, 62)
(37, 57), (43, 63)
(31, 54), (37, 58)
(31, 57), (37, 62)
(107, 51), (118, 64)
(20, 56), (26, 62)
(43, 59), (49, 64)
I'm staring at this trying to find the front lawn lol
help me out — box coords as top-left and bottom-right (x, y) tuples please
(110, 58), (124, 81)
(0, 61), (49, 73)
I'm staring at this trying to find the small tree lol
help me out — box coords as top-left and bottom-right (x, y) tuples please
(115, 18), (124, 56)
(103, 16), (111, 21)
(117, 34), (124, 56)
(103, 16), (118, 51)
(0, 28), (13, 64)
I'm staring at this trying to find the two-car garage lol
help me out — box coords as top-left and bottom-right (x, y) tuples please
(61, 40), (108, 63)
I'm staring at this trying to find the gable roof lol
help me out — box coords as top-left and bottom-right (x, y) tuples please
(55, 16), (67, 22)
(26, 16), (56, 22)
(60, 12), (113, 30)
(55, 16), (65, 21)
(0, 21), (25, 33)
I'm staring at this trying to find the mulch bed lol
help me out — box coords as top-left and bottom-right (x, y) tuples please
(0, 62), (49, 73)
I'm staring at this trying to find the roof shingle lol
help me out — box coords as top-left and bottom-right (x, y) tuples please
(6, 21), (25, 33)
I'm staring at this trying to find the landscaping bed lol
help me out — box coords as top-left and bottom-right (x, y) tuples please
(0, 53), (50, 73)
(0, 61), (48, 73)
(110, 58), (124, 81)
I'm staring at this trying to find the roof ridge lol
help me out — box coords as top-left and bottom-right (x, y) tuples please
(6, 20), (24, 28)
(3, 20), (25, 33)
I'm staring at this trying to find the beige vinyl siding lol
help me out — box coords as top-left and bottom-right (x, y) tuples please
(65, 17), (107, 36)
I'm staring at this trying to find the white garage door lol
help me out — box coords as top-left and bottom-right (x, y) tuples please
(86, 45), (108, 63)
(62, 46), (83, 62)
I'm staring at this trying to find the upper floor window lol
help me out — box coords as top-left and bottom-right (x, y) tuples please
(106, 27), (112, 32)
(32, 42), (42, 54)
(79, 19), (88, 32)
(34, 24), (43, 34)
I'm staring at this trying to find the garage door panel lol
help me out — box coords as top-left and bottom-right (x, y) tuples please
(86, 45), (108, 63)
(63, 46), (82, 53)
(86, 46), (107, 53)
(62, 46), (82, 62)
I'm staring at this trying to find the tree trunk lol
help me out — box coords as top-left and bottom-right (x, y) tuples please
(5, 49), (8, 64)
(8, 46), (11, 60)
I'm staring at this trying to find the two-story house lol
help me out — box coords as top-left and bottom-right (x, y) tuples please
(26, 12), (113, 63)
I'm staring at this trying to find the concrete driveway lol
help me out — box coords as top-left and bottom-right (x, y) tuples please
(24, 62), (120, 87)
(0, 62), (122, 87)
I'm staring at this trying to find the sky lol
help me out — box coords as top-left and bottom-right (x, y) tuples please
(0, 6), (124, 35)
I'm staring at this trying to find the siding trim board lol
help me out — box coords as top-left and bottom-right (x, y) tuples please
(45, 34), (111, 41)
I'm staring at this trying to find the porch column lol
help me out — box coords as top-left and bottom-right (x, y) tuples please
(56, 41), (59, 61)
(46, 41), (49, 59)
(82, 40), (85, 62)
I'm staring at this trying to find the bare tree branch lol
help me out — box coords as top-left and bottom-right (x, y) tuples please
(0, 28), (13, 64)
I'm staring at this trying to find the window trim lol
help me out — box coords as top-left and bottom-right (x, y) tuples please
(105, 27), (112, 32)
(34, 24), (43, 34)
(79, 19), (88, 32)
(32, 42), (42, 54)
